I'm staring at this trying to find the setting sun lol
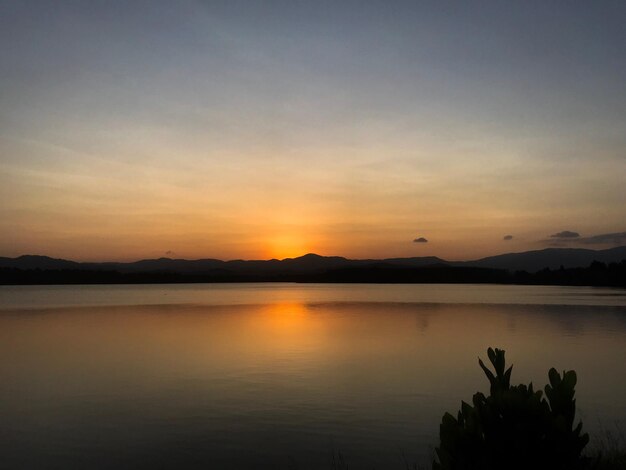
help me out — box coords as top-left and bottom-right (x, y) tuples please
(264, 234), (315, 260)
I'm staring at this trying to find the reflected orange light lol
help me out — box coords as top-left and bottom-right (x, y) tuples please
(260, 302), (310, 333)
(243, 302), (329, 354)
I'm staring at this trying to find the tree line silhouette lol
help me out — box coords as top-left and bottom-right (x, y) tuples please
(1, 260), (625, 286)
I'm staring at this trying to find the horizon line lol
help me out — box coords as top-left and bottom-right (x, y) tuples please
(3, 245), (626, 265)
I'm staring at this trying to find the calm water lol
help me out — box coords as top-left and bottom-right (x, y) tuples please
(1, 283), (625, 469)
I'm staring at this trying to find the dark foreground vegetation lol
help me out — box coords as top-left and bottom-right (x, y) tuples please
(432, 348), (625, 470)
(434, 348), (589, 470)
(1, 260), (625, 286)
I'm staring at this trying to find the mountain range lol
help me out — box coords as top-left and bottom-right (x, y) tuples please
(2, 246), (626, 276)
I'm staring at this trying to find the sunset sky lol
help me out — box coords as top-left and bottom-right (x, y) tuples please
(1, 1), (625, 261)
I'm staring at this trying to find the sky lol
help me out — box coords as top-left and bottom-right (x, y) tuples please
(1, 0), (625, 261)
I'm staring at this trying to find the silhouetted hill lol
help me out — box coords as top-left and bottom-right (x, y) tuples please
(0, 255), (80, 270)
(1, 247), (625, 285)
(463, 246), (626, 272)
(87, 257), (226, 273)
(379, 256), (448, 267)
(2, 260), (625, 286)
(0, 252), (448, 275)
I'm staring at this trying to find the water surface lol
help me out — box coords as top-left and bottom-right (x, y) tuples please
(1, 284), (625, 469)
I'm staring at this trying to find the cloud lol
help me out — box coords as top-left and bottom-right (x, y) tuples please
(503, 235), (513, 241)
(578, 231), (626, 245)
(540, 231), (626, 247)
(550, 230), (580, 239)
(413, 237), (428, 243)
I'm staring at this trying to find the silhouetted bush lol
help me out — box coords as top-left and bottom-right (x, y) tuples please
(433, 348), (589, 470)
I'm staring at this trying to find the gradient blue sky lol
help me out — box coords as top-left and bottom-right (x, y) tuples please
(1, 0), (625, 260)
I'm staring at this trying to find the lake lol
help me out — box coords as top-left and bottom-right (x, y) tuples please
(1, 283), (625, 469)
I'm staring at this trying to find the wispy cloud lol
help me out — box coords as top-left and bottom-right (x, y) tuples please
(541, 231), (626, 247)
(578, 232), (626, 245)
(550, 230), (580, 239)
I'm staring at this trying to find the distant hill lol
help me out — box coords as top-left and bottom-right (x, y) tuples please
(0, 252), (451, 276)
(462, 246), (626, 272)
(0, 255), (81, 270)
(1, 247), (625, 280)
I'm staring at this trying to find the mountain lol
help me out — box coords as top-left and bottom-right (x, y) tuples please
(84, 257), (226, 273)
(463, 246), (626, 272)
(0, 255), (81, 270)
(0, 252), (449, 275)
(1, 247), (625, 277)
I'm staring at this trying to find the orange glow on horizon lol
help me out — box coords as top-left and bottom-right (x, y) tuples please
(264, 234), (315, 260)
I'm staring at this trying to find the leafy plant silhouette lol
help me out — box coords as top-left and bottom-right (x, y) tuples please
(433, 348), (589, 470)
